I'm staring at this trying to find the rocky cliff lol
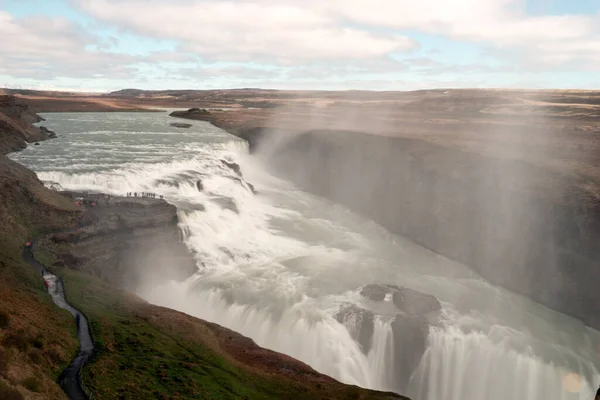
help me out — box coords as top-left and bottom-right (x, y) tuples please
(249, 128), (600, 329)
(37, 194), (197, 291)
(0, 95), (56, 154)
(0, 96), (78, 250)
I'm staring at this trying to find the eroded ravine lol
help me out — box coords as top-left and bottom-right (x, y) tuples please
(23, 243), (93, 400)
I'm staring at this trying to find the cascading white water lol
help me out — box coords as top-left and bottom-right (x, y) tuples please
(368, 318), (396, 390)
(408, 324), (600, 400)
(10, 111), (600, 399)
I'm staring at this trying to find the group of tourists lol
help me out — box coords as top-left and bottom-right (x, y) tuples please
(126, 192), (163, 199)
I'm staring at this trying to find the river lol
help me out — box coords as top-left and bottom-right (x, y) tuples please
(9, 111), (600, 399)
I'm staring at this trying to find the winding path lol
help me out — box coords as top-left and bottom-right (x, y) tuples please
(23, 243), (94, 400)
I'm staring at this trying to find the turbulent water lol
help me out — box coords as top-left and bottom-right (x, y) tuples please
(10, 112), (600, 399)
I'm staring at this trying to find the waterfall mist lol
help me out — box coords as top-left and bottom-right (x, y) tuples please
(241, 91), (600, 397)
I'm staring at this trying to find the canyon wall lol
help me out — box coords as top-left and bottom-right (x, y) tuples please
(245, 128), (600, 329)
(39, 194), (198, 291)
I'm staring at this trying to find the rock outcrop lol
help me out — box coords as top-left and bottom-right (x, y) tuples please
(0, 94), (44, 124)
(336, 284), (441, 393)
(0, 95), (55, 154)
(221, 159), (242, 176)
(40, 126), (57, 138)
(38, 193), (198, 291)
(361, 284), (441, 315)
(335, 304), (375, 353)
(170, 122), (192, 129)
(170, 108), (210, 120)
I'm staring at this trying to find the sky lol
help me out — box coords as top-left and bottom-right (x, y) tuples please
(0, 0), (599, 92)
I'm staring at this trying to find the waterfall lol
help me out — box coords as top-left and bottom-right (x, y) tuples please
(367, 318), (396, 391)
(407, 326), (600, 400)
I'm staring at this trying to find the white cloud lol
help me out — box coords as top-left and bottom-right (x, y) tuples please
(262, 0), (597, 44)
(315, 0), (600, 70)
(74, 0), (600, 73)
(76, 0), (417, 63)
(0, 11), (141, 79)
(3, 0), (600, 89)
(0, 11), (201, 81)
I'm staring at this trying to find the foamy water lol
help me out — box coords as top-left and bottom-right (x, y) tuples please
(10, 111), (600, 399)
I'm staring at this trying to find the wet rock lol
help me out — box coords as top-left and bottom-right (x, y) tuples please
(39, 126), (57, 138)
(212, 197), (239, 214)
(196, 179), (204, 192)
(338, 285), (439, 391)
(360, 284), (441, 315)
(392, 286), (441, 315)
(221, 160), (242, 176)
(226, 175), (256, 194)
(219, 247), (235, 259)
(34, 142), (40, 146)
(335, 305), (374, 354)
(391, 313), (429, 392)
(170, 122), (192, 129)
(360, 284), (389, 301)
(358, 283), (438, 391)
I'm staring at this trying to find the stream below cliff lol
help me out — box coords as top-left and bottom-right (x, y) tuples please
(10, 111), (600, 399)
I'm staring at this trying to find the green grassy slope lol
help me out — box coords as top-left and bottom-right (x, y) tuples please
(0, 156), (80, 399)
(52, 266), (403, 400)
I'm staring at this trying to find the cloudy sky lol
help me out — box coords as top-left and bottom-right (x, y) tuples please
(1, 0), (599, 92)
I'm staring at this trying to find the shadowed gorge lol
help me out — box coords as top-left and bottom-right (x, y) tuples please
(171, 90), (600, 330)
(250, 128), (600, 329)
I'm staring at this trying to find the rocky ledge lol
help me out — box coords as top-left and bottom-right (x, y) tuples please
(36, 192), (197, 291)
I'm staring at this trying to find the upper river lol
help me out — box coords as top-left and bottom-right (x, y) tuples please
(10, 111), (600, 400)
